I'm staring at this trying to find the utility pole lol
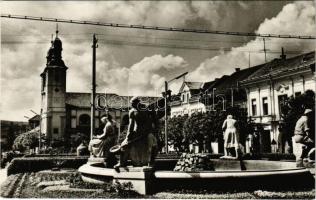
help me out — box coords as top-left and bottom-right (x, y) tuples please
(248, 52), (251, 68)
(91, 34), (98, 140)
(164, 72), (188, 154)
(164, 81), (168, 154)
(231, 88), (234, 107)
(263, 38), (267, 63)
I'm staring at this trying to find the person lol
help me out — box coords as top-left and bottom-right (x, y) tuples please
(113, 96), (158, 169)
(293, 109), (315, 163)
(221, 115), (239, 159)
(89, 114), (118, 167)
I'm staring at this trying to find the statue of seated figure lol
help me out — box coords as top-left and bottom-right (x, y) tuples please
(89, 114), (118, 167)
(293, 109), (315, 166)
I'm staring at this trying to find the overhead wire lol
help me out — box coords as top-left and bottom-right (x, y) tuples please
(2, 14), (316, 39)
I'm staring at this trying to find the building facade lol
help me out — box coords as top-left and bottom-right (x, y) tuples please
(170, 66), (262, 118)
(240, 51), (315, 153)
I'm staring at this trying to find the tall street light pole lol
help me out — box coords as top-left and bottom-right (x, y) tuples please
(164, 71), (188, 154)
(30, 109), (42, 152)
(212, 88), (216, 110)
(91, 34), (98, 140)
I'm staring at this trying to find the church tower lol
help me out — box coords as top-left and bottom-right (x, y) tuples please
(40, 26), (67, 143)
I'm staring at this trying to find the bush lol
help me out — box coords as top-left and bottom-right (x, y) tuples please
(12, 129), (39, 152)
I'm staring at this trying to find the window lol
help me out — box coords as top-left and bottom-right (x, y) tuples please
(71, 118), (76, 128)
(278, 95), (288, 118)
(71, 110), (76, 117)
(187, 93), (190, 102)
(262, 97), (269, 115)
(79, 114), (90, 126)
(55, 73), (59, 82)
(251, 99), (257, 116)
(53, 128), (59, 134)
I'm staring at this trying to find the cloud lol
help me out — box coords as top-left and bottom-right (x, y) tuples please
(97, 54), (188, 96)
(0, 1), (304, 121)
(189, 1), (316, 82)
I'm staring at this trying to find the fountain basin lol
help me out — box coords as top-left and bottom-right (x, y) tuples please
(78, 158), (314, 193)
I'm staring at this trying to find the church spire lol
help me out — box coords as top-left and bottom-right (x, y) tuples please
(56, 23), (59, 38)
(45, 25), (65, 67)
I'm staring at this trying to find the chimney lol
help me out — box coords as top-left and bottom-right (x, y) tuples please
(280, 47), (286, 60)
(235, 68), (240, 72)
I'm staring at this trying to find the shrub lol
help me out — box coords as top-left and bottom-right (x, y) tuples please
(12, 129), (39, 152)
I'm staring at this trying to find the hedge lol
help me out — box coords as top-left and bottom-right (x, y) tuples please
(6, 153), (295, 175)
(7, 156), (89, 175)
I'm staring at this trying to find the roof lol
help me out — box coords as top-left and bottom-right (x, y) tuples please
(29, 115), (40, 122)
(185, 82), (204, 90)
(179, 81), (203, 94)
(66, 92), (160, 109)
(201, 80), (217, 92)
(241, 51), (315, 83)
(214, 65), (264, 92)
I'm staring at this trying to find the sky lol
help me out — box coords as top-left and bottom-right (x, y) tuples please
(1, 1), (315, 121)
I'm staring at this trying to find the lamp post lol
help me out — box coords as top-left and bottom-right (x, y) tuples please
(164, 72), (188, 154)
(212, 88), (216, 111)
(30, 109), (42, 152)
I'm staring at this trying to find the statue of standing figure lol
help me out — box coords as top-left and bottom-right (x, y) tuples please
(221, 115), (239, 159)
(112, 97), (159, 169)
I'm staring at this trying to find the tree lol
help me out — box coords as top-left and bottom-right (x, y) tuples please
(167, 115), (187, 152)
(182, 106), (251, 153)
(280, 90), (315, 150)
(12, 128), (39, 152)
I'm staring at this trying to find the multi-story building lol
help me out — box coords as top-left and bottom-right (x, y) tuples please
(170, 66), (263, 117)
(240, 51), (315, 153)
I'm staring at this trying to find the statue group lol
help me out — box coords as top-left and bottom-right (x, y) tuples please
(89, 96), (162, 169)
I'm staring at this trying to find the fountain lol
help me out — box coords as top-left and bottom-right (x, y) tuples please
(79, 155), (314, 194)
(79, 98), (314, 195)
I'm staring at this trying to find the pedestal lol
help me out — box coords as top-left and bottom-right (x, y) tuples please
(113, 166), (154, 195)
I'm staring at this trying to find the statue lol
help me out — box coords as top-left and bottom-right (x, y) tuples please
(221, 115), (239, 159)
(88, 114), (118, 167)
(112, 97), (159, 169)
(293, 109), (315, 166)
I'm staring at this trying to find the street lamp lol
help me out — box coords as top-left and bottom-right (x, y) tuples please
(164, 71), (188, 154)
(30, 110), (42, 152)
(212, 88), (216, 111)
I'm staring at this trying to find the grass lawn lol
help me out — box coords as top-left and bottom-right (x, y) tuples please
(1, 171), (315, 199)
